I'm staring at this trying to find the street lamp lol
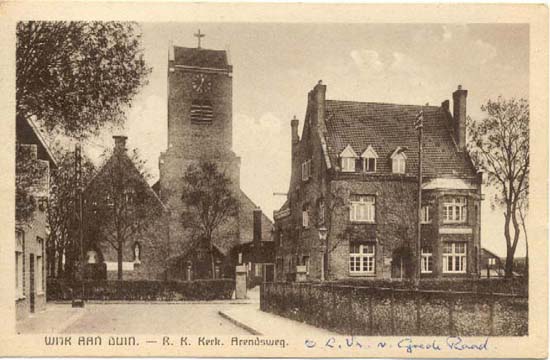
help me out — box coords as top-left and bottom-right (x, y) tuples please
(318, 226), (328, 281)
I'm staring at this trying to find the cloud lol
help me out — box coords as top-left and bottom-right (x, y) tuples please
(472, 39), (497, 65)
(350, 49), (385, 74)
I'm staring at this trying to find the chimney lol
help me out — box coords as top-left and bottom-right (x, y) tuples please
(291, 115), (300, 145)
(113, 135), (128, 153)
(313, 80), (326, 125)
(452, 85), (468, 151)
(441, 99), (450, 113)
(253, 207), (262, 244)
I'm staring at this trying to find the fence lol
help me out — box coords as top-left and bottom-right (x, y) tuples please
(260, 282), (528, 336)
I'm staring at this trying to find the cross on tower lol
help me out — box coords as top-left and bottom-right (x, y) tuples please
(194, 29), (205, 49)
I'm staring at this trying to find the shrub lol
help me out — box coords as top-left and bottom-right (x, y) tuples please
(47, 279), (235, 301)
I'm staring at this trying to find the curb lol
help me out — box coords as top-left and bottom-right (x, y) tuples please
(218, 311), (263, 336)
(52, 300), (256, 305)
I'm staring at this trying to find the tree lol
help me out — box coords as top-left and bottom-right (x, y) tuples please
(15, 144), (48, 224)
(85, 146), (162, 280)
(180, 162), (239, 279)
(47, 147), (95, 278)
(16, 21), (151, 138)
(468, 97), (529, 278)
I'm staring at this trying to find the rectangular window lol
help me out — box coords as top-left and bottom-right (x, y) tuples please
(350, 195), (375, 222)
(488, 258), (496, 266)
(443, 197), (468, 223)
(301, 160), (312, 181)
(392, 157), (406, 174)
(341, 157), (356, 172)
(421, 205), (432, 223)
(15, 231), (24, 298)
(302, 205), (310, 228)
(364, 157), (376, 173)
(443, 242), (467, 273)
(255, 263), (263, 277)
(421, 247), (433, 273)
(302, 256), (310, 274)
(349, 243), (375, 274)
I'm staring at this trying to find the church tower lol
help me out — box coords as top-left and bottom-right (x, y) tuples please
(159, 33), (242, 276)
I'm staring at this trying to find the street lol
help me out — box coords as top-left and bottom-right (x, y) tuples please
(17, 303), (252, 334)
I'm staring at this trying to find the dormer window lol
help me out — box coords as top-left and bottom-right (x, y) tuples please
(340, 144), (358, 172)
(361, 146), (378, 173)
(390, 148), (407, 174)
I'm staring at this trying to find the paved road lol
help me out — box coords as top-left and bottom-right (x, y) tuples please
(20, 303), (251, 334)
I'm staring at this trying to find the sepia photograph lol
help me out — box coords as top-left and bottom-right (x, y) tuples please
(1, 2), (548, 358)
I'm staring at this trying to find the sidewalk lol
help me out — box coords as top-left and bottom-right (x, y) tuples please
(16, 304), (86, 334)
(218, 304), (339, 337)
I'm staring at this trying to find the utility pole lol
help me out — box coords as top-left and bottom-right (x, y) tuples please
(415, 109), (424, 284)
(73, 142), (85, 307)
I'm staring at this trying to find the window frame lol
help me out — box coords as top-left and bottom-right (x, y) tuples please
(349, 195), (376, 223)
(36, 237), (44, 294)
(421, 247), (433, 273)
(421, 205), (432, 224)
(442, 242), (467, 273)
(341, 157), (356, 172)
(443, 197), (468, 223)
(364, 157), (377, 173)
(392, 155), (406, 174)
(302, 204), (310, 228)
(349, 243), (376, 275)
(301, 159), (312, 181)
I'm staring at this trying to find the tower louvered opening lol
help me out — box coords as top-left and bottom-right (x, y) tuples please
(190, 100), (214, 124)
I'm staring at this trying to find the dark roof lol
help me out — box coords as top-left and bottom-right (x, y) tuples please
(173, 46), (230, 70)
(324, 100), (477, 178)
(16, 116), (57, 169)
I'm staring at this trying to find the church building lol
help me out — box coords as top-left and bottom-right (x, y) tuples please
(157, 35), (272, 279)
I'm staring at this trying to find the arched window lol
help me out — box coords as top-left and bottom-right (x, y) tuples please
(190, 100), (213, 124)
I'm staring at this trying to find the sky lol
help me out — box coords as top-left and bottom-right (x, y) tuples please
(83, 23), (529, 257)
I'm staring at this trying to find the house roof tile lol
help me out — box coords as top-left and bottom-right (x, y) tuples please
(324, 100), (477, 178)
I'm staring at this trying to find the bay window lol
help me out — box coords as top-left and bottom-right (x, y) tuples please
(443, 197), (467, 223)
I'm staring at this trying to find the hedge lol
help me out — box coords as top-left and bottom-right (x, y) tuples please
(47, 279), (235, 301)
(261, 282), (528, 336)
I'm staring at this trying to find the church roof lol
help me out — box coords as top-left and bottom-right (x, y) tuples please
(172, 46), (231, 70)
(323, 100), (478, 178)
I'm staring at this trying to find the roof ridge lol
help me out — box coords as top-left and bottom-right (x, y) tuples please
(326, 99), (441, 109)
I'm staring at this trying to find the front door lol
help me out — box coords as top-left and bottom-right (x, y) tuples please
(264, 264), (275, 282)
(29, 253), (35, 313)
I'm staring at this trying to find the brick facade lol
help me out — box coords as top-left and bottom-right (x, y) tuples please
(274, 82), (482, 281)
(158, 46), (271, 279)
(84, 136), (170, 281)
(15, 117), (56, 321)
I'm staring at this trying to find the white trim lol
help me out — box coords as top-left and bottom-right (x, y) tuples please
(360, 145), (379, 159)
(439, 227), (473, 234)
(339, 144), (358, 158)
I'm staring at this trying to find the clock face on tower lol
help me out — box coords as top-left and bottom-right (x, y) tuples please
(192, 73), (212, 94)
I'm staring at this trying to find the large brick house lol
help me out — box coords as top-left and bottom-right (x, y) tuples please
(15, 116), (57, 320)
(273, 82), (482, 281)
(156, 43), (272, 279)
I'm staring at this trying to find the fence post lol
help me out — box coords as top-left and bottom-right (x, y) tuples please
(390, 290), (395, 335)
(368, 290), (373, 335)
(489, 297), (495, 336)
(415, 292), (421, 335)
(448, 295), (455, 336)
(348, 287), (354, 336)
